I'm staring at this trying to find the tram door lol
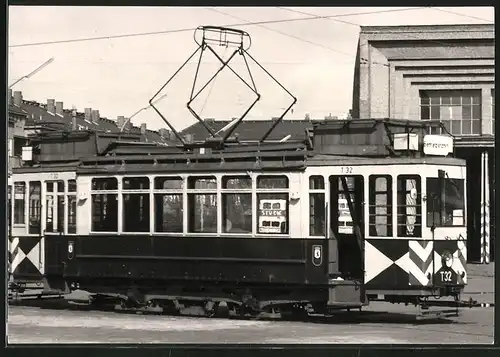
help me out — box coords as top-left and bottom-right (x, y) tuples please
(329, 175), (364, 279)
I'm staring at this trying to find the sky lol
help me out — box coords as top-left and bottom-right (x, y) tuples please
(8, 6), (495, 131)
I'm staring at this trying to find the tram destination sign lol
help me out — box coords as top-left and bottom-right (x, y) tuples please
(423, 135), (453, 156)
(260, 209), (285, 217)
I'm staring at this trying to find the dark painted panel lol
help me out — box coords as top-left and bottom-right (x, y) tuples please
(45, 235), (330, 285)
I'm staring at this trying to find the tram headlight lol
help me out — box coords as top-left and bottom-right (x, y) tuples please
(441, 251), (453, 268)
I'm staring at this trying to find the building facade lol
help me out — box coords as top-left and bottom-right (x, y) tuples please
(352, 24), (495, 263)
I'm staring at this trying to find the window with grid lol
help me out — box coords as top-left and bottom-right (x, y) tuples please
(154, 176), (183, 233)
(188, 176), (217, 233)
(222, 176), (252, 234)
(420, 90), (481, 135)
(368, 175), (393, 237)
(122, 177), (150, 233)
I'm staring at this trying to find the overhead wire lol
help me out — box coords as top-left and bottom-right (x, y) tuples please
(276, 6), (493, 64)
(9, 7), (431, 48)
(428, 7), (494, 23)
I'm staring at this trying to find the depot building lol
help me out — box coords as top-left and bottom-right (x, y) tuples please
(352, 24), (495, 263)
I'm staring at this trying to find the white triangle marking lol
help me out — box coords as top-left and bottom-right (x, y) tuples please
(26, 242), (41, 273)
(11, 249), (26, 274)
(364, 241), (393, 283)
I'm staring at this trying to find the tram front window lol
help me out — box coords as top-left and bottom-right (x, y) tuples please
(426, 176), (465, 227)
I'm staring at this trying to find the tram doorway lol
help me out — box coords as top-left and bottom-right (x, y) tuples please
(329, 175), (364, 279)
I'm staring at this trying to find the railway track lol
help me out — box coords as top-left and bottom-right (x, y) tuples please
(8, 290), (475, 324)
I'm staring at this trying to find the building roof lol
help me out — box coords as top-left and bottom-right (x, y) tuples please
(11, 98), (166, 144)
(180, 119), (326, 143)
(360, 24), (495, 34)
(8, 104), (27, 117)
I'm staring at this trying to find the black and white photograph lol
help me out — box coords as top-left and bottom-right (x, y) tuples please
(7, 5), (495, 345)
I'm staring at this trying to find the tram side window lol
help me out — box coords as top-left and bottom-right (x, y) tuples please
(397, 175), (421, 237)
(426, 177), (465, 227)
(8, 186), (12, 233)
(13, 182), (25, 225)
(46, 180), (65, 233)
(368, 175), (393, 237)
(154, 177), (183, 233)
(309, 176), (325, 236)
(28, 181), (42, 235)
(91, 177), (118, 232)
(67, 180), (77, 234)
(188, 176), (217, 233)
(122, 177), (150, 233)
(222, 176), (252, 234)
(257, 175), (289, 235)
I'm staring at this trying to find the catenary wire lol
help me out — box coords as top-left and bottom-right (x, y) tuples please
(9, 7), (430, 48)
(428, 7), (494, 23)
(275, 6), (492, 65)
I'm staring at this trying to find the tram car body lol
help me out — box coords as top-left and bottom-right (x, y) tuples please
(9, 119), (467, 315)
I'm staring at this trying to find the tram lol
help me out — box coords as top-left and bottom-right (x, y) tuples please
(8, 26), (467, 318)
(9, 118), (468, 317)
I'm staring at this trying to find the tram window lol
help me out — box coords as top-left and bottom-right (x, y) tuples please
(397, 175), (421, 237)
(222, 176), (252, 189)
(257, 175), (289, 189)
(426, 177), (465, 227)
(188, 176), (217, 189)
(222, 175), (252, 234)
(13, 182), (25, 225)
(91, 178), (118, 232)
(92, 177), (118, 191)
(67, 179), (77, 234)
(188, 194), (217, 233)
(28, 181), (42, 235)
(309, 193), (325, 236)
(154, 194), (183, 233)
(309, 176), (325, 237)
(368, 175), (393, 237)
(123, 176), (150, 190)
(46, 180), (65, 233)
(8, 186), (12, 231)
(68, 179), (77, 192)
(188, 176), (217, 233)
(154, 176), (183, 233)
(122, 177), (150, 233)
(309, 176), (325, 190)
(154, 177), (183, 190)
(257, 193), (289, 234)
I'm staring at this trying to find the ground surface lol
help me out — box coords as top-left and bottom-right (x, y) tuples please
(7, 264), (495, 344)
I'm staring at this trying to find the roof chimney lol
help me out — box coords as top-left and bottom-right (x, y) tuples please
(117, 115), (130, 131)
(84, 108), (92, 122)
(140, 123), (147, 134)
(91, 109), (100, 124)
(8, 89), (13, 105)
(13, 91), (22, 106)
(158, 128), (169, 140)
(47, 99), (55, 114)
(56, 101), (64, 116)
(72, 109), (77, 131)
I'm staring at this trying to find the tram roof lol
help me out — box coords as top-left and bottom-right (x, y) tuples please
(14, 118), (465, 174)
